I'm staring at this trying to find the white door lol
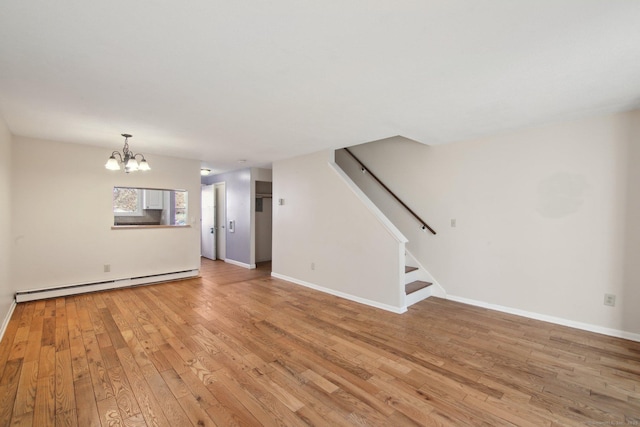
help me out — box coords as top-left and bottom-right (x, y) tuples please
(215, 183), (226, 260)
(201, 184), (216, 260)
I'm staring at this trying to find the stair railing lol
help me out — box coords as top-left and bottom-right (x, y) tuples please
(343, 147), (437, 235)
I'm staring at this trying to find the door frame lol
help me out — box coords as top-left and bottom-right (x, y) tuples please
(214, 182), (226, 260)
(201, 184), (216, 260)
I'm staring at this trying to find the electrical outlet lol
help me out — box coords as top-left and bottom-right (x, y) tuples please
(104, 264), (111, 273)
(451, 218), (456, 228)
(604, 293), (616, 307)
(311, 262), (315, 271)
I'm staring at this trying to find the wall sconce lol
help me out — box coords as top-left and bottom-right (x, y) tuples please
(105, 134), (151, 173)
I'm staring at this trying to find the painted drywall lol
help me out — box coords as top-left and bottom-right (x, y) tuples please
(203, 169), (252, 266)
(272, 150), (405, 310)
(0, 117), (13, 328)
(337, 109), (640, 335)
(11, 136), (201, 292)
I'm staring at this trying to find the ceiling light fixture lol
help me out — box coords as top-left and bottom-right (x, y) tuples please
(105, 133), (151, 173)
(201, 168), (211, 176)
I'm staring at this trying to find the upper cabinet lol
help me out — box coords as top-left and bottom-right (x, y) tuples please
(143, 189), (163, 209)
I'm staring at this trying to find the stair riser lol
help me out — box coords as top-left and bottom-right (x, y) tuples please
(406, 286), (432, 306)
(405, 269), (421, 284)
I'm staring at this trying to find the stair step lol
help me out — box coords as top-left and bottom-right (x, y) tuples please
(405, 266), (418, 274)
(405, 280), (432, 295)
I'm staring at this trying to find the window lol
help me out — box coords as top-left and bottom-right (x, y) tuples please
(112, 187), (189, 227)
(113, 187), (143, 216)
(174, 191), (187, 225)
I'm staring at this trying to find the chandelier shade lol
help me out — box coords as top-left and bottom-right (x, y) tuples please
(105, 134), (151, 173)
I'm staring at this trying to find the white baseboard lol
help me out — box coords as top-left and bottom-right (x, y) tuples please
(225, 259), (256, 269)
(271, 272), (407, 314)
(0, 300), (17, 343)
(15, 269), (200, 303)
(447, 295), (640, 343)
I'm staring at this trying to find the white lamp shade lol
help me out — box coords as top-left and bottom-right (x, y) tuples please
(125, 158), (139, 171)
(105, 156), (121, 170)
(138, 159), (151, 171)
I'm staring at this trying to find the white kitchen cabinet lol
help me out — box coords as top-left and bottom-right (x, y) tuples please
(143, 189), (163, 209)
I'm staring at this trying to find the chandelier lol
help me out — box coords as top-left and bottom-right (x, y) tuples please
(105, 134), (151, 173)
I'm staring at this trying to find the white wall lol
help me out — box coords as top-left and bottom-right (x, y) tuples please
(338, 109), (640, 336)
(0, 117), (13, 330)
(272, 150), (406, 311)
(11, 136), (201, 292)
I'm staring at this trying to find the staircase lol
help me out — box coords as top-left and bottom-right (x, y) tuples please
(404, 252), (434, 307)
(332, 148), (445, 311)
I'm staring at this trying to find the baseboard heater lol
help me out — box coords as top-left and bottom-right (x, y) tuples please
(15, 269), (200, 303)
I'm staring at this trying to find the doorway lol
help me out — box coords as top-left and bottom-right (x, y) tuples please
(255, 181), (272, 263)
(215, 182), (226, 260)
(201, 184), (215, 260)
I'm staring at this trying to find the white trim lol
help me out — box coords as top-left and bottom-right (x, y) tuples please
(329, 153), (408, 244)
(447, 295), (640, 343)
(15, 270), (200, 303)
(405, 286), (432, 307)
(272, 272), (407, 314)
(224, 259), (256, 269)
(0, 300), (17, 343)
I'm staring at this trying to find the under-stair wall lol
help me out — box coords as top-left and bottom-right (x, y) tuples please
(272, 150), (408, 313)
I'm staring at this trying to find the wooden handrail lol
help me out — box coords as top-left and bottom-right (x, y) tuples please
(343, 148), (437, 235)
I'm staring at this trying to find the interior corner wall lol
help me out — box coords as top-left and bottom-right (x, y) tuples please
(0, 117), (13, 325)
(272, 150), (404, 310)
(11, 136), (202, 292)
(203, 168), (252, 265)
(343, 109), (640, 335)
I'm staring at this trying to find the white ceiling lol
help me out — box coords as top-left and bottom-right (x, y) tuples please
(1, 1), (639, 173)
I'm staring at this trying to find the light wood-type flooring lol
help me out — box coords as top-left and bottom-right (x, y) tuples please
(1, 258), (639, 426)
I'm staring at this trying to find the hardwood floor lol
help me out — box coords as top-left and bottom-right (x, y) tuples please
(1, 258), (639, 426)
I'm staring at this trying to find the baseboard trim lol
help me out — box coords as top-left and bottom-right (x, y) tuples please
(0, 300), (17, 343)
(225, 259), (256, 269)
(447, 295), (640, 343)
(271, 272), (407, 314)
(15, 269), (200, 303)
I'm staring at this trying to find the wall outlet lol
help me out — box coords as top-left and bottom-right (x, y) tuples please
(604, 293), (616, 307)
(451, 218), (457, 228)
(104, 264), (111, 273)
(311, 262), (315, 271)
